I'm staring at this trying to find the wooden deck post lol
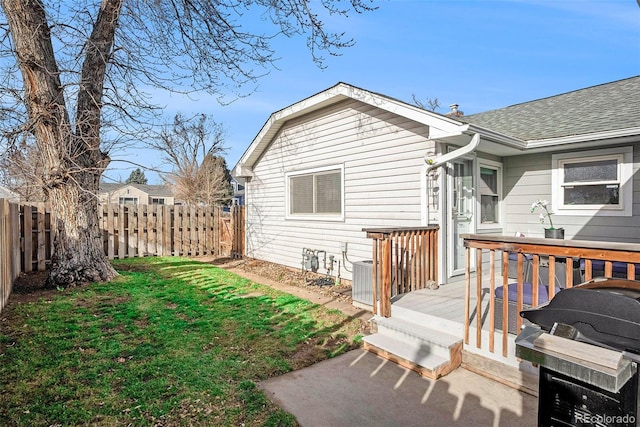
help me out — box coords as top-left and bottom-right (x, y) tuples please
(380, 236), (392, 317)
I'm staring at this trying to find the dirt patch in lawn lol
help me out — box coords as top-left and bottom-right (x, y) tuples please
(232, 258), (353, 303)
(8, 270), (59, 304)
(196, 257), (372, 323)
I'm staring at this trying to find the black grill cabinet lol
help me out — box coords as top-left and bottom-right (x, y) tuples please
(516, 278), (640, 427)
(539, 366), (638, 426)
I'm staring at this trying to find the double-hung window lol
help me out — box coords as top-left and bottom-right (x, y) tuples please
(286, 165), (344, 220)
(119, 196), (139, 205)
(477, 160), (502, 228)
(552, 147), (633, 216)
(560, 157), (620, 206)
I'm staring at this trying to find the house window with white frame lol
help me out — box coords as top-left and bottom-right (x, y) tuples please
(478, 161), (502, 227)
(552, 147), (633, 216)
(119, 196), (139, 205)
(287, 166), (343, 219)
(560, 157), (620, 206)
(151, 198), (165, 205)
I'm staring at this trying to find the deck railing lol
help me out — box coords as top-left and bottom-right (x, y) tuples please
(364, 226), (439, 317)
(462, 234), (640, 358)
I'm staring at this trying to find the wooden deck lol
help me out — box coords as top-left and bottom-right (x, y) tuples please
(391, 277), (469, 327)
(366, 230), (640, 392)
(389, 273), (538, 387)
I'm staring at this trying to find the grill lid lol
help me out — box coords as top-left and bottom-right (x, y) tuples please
(520, 278), (640, 354)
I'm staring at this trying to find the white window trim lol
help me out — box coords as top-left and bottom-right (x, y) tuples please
(285, 164), (345, 222)
(552, 146), (633, 217)
(476, 159), (503, 230)
(119, 196), (139, 205)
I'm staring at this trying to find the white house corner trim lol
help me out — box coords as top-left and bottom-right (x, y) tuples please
(421, 164), (428, 226)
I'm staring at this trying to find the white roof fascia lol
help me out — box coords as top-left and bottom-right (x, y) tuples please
(232, 83), (467, 176)
(524, 127), (640, 149)
(465, 124), (527, 150)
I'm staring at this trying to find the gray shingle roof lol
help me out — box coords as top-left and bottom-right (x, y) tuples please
(461, 76), (640, 141)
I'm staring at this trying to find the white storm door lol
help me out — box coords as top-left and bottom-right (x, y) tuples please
(449, 158), (475, 276)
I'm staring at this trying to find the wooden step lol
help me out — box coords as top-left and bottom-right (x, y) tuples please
(372, 316), (460, 359)
(363, 317), (462, 380)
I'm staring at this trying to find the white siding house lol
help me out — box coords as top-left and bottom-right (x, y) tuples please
(98, 183), (175, 206)
(234, 83), (486, 282)
(234, 77), (640, 284)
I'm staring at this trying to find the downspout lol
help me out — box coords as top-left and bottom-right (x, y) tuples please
(421, 133), (481, 224)
(420, 133), (481, 286)
(426, 133), (481, 173)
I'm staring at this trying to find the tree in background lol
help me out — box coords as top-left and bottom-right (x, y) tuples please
(0, 0), (375, 287)
(196, 154), (233, 206)
(125, 168), (148, 185)
(0, 141), (46, 201)
(151, 113), (231, 206)
(412, 95), (441, 112)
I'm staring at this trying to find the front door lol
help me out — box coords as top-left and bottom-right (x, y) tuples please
(448, 158), (475, 277)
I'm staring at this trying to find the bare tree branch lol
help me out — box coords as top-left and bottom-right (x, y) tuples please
(0, 0), (377, 287)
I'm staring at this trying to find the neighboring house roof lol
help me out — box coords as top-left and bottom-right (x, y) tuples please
(0, 186), (19, 201)
(461, 76), (640, 142)
(98, 183), (122, 193)
(99, 183), (174, 197)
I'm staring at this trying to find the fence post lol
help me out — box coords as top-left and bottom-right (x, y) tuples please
(214, 205), (220, 256)
(1, 199), (21, 313)
(106, 204), (115, 259)
(0, 199), (8, 311)
(22, 204), (32, 272)
(36, 203), (46, 271)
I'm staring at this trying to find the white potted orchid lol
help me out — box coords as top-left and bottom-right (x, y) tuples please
(531, 199), (564, 239)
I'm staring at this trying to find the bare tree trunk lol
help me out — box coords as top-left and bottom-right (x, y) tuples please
(48, 173), (116, 285)
(2, 0), (119, 286)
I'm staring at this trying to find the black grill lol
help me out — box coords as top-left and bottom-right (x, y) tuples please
(539, 367), (638, 426)
(516, 278), (640, 427)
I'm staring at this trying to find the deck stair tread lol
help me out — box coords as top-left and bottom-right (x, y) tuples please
(363, 333), (450, 370)
(363, 316), (463, 379)
(372, 315), (461, 350)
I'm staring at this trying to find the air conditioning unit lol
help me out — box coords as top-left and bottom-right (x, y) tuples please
(352, 260), (376, 306)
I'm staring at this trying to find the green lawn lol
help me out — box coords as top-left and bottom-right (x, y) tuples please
(0, 257), (363, 426)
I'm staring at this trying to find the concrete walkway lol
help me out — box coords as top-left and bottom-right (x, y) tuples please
(260, 349), (538, 427)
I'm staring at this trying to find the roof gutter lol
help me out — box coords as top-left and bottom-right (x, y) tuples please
(425, 132), (481, 172)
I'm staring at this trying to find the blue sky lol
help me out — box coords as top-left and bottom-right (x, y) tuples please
(106, 0), (640, 184)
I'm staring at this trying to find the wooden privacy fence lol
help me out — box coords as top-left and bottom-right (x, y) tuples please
(364, 226), (439, 317)
(18, 202), (245, 273)
(0, 199), (21, 313)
